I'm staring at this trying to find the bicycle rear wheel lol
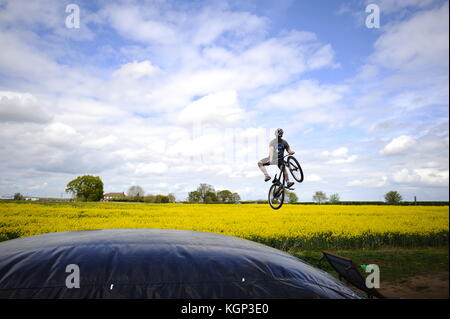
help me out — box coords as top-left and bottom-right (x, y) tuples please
(268, 183), (284, 210)
(287, 156), (304, 183)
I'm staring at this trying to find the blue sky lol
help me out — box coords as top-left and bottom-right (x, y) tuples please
(0, 0), (448, 201)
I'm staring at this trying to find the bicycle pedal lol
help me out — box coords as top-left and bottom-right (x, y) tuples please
(286, 187), (295, 190)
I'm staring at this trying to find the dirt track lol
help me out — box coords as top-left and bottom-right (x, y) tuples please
(378, 272), (449, 299)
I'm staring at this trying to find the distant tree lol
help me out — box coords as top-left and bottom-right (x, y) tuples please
(197, 184), (215, 203)
(216, 190), (241, 203)
(188, 191), (201, 203)
(128, 185), (145, 197)
(384, 191), (403, 205)
(329, 193), (340, 204)
(142, 194), (173, 203)
(217, 189), (235, 204)
(286, 191), (298, 203)
(204, 191), (218, 204)
(14, 193), (24, 201)
(168, 193), (176, 203)
(313, 191), (327, 204)
(155, 195), (170, 203)
(65, 175), (104, 201)
(217, 190), (241, 203)
(231, 192), (240, 204)
(189, 184), (240, 204)
(143, 195), (156, 203)
(217, 190), (233, 203)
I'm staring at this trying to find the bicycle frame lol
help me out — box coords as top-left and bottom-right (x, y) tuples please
(268, 154), (302, 209)
(272, 158), (289, 197)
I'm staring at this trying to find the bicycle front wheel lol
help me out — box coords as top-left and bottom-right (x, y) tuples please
(287, 156), (304, 183)
(268, 183), (285, 210)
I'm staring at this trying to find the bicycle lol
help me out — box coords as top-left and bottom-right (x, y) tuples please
(268, 155), (304, 210)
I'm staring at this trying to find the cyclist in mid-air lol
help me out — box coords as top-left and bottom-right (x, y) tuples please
(258, 128), (295, 188)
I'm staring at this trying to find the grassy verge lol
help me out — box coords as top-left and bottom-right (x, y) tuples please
(288, 247), (449, 283)
(248, 233), (449, 250)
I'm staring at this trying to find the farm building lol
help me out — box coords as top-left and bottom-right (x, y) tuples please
(103, 192), (126, 201)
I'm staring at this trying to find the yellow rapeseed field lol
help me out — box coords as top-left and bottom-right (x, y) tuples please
(0, 201), (448, 250)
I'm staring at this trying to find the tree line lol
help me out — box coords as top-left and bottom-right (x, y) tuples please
(62, 176), (244, 204)
(10, 174), (427, 206)
(121, 185), (176, 203)
(188, 184), (240, 204)
(111, 194), (176, 203)
(64, 175), (176, 202)
(311, 190), (405, 205)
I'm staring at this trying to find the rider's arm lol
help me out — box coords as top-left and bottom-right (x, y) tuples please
(269, 146), (274, 163)
(284, 140), (295, 155)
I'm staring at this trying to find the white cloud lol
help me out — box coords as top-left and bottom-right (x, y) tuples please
(372, 0), (437, 14)
(177, 91), (247, 126)
(191, 8), (268, 45)
(55, 98), (129, 125)
(103, 4), (177, 44)
(350, 117), (365, 127)
(353, 64), (379, 81)
(82, 135), (118, 149)
(349, 3), (448, 127)
(0, 0), (61, 29)
(322, 147), (358, 164)
(368, 119), (400, 133)
(392, 168), (448, 187)
(289, 107), (346, 128)
(3, 3), (339, 118)
(0, 29), (60, 81)
(340, 0), (438, 28)
(347, 176), (388, 187)
(324, 147), (348, 157)
(166, 132), (223, 158)
(113, 61), (160, 79)
(424, 161), (441, 168)
(380, 135), (416, 155)
(132, 163), (169, 176)
(92, 27), (339, 115)
(392, 168), (418, 183)
(27, 182), (48, 191)
(0, 91), (52, 123)
(307, 44), (339, 69)
(245, 171), (261, 178)
(306, 174), (322, 182)
(328, 155), (358, 164)
(372, 2), (449, 71)
(0, 0), (95, 40)
(261, 80), (346, 110)
(42, 122), (82, 148)
(389, 85), (449, 110)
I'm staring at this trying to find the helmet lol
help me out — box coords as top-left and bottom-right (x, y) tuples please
(275, 128), (284, 137)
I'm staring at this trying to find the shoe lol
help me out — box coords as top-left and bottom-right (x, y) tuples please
(287, 181), (294, 188)
(264, 175), (271, 182)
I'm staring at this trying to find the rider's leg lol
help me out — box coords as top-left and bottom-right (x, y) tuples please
(258, 161), (268, 175)
(283, 167), (289, 181)
(258, 159), (271, 181)
(284, 167), (294, 187)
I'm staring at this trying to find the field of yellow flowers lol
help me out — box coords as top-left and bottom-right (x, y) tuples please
(0, 201), (448, 250)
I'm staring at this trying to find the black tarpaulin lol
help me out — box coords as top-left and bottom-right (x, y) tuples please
(0, 229), (364, 299)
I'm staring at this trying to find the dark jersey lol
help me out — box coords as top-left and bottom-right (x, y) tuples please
(269, 138), (290, 164)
